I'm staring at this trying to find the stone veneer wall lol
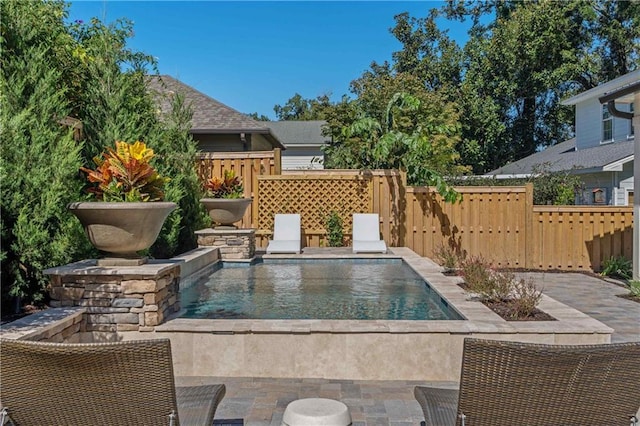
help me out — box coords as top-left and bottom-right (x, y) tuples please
(0, 307), (86, 342)
(44, 260), (181, 333)
(195, 228), (255, 260)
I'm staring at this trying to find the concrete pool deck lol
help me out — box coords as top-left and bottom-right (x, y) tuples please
(181, 265), (639, 425)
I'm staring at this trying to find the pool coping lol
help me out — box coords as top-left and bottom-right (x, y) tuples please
(156, 247), (613, 338)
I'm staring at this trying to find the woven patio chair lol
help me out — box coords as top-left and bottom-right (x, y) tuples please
(0, 338), (226, 426)
(414, 338), (640, 426)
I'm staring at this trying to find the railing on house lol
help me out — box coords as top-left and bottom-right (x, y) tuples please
(196, 151), (633, 272)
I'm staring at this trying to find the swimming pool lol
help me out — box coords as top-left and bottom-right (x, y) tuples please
(179, 259), (462, 320)
(144, 247), (612, 381)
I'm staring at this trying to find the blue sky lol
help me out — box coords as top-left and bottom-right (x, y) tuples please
(68, 1), (471, 120)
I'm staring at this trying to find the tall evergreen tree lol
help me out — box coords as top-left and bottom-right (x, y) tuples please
(1, 0), (90, 309)
(1, 0), (207, 309)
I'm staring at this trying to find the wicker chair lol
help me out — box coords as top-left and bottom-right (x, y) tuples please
(0, 338), (226, 426)
(414, 338), (640, 426)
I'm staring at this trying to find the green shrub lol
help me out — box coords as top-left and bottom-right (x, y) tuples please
(600, 255), (632, 280)
(325, 211), (344, 247)
(460, 255), (493, 295)
(1, 3), (204, 311)
(510, 277), (543, 318)
(1, 0), (96, 309)
(628, 280), (640, 298)
(459, 255), (542, 319)
(448, 164), (584, 205)
(434, 244), (463, 270)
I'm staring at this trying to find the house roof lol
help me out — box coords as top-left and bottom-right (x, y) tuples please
(562, 70), (640, 106)
(265, 121), (330, 148)
(146, 75), (284, 148)
(487, 138), (635, 176)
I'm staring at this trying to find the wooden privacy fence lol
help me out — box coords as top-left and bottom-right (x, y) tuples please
(406, 186), (530, 268)
(194, 154), (633, 272)
(196, 150), (280, 228)
(256, 170), (405, 248)
(530, 206), (633, 271)
(405, 184), (633, 271)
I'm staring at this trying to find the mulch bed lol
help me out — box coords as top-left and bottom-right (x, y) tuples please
(456, 282), (556, 321)
(483, 300), (556, 321)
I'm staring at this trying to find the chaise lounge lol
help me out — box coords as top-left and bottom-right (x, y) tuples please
(352, 213), (387, 253)
(0, 338), (226, 426)
(414, 338), (640, 426)
(266, 213), (302, 254)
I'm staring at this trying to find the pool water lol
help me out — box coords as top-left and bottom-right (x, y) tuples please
(179, 259), (462, 320)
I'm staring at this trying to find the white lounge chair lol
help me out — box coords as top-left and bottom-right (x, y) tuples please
(352, 213), (387, 253)
(266, 213), (301, 254)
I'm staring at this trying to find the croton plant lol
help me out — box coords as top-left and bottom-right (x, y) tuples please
(80, 140), (168, 202)
(204, 170), (244, 199)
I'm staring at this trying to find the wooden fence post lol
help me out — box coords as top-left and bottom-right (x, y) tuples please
(273, 148), (282, 175)
(524, 183), (534, 269)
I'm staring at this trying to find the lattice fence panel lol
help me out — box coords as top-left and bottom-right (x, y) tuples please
(258, 176), (372, 233)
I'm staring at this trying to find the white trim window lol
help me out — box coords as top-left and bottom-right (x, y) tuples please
(602, 104), (613, 142)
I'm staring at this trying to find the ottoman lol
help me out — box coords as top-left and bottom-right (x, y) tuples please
(282, 398), (351, 426)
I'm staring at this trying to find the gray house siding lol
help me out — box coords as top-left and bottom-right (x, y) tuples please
(282, 147), (324, 170)
(575, 98), (635, 149)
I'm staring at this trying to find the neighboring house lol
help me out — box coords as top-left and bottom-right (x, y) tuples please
(488, 70), (638, 205)
(266, 120), (329, 170)
(147, 75), (284, 151)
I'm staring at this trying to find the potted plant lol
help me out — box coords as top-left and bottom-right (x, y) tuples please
(200, 170), (252, 228)
(68, 140), (176, 264)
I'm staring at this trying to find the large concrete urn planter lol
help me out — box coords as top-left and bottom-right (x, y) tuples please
(200, 198), (252, 228)
(68, 202), (176, 265)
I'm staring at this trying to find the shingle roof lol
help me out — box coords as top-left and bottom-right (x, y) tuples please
(487, 138), (635, 176)
(265, 121), (330, 147)
(146, 75), (272, 133)
(562, 70), (640, 105)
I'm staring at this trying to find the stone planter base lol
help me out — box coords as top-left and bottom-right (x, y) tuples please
(97, 257), (148, 267)
(43, 260), (181, 333)
(196, 228), (255, 260)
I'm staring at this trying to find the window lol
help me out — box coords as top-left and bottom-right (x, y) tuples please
(602, 104), (613, 142)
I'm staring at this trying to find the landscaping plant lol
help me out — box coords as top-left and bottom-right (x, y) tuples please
(325, 211), (344, 247)
(510, 277), (543, 319)
(204, 170), (244, 199)
(600, 255), (632, 280)
(459, 255), (494, 295)
(80, 140), (168, 202)
(460, 255), (543, 319)
(1, 2), (205, 312)
(434, 244), (463, 270)
(627, 280), (640, 298)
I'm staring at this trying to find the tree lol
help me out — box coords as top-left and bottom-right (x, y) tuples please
(1, 0), (205, 310)
(1, 0), (92, 308)
(338, 92), (462, 202)
(385, 0), (639, 173)
(149, 90), (209, 258)
(246, 112), (270, 121)
(273, 93), (333, 120)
